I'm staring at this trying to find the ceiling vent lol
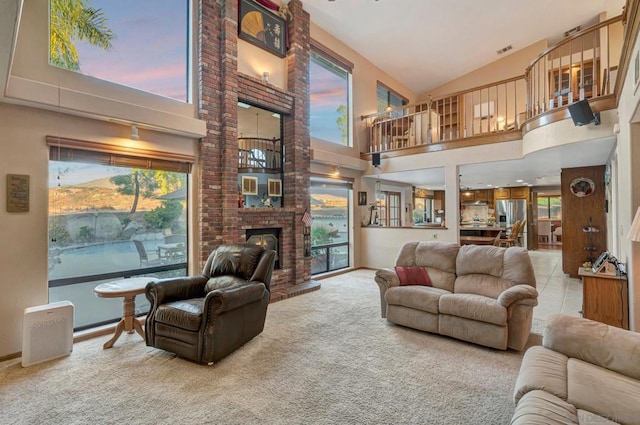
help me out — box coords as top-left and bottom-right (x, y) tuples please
(496, 45), (512, 55)
(564, 26), (581, 37)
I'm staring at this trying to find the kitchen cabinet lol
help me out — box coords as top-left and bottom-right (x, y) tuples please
(460, 189), (493, 202)
(494, 187), (528, 200)
(460, 190), (475, 201)
(494, 188), (510, 199)
(433, 190), (445, 211)
(510, 187), (529, 199)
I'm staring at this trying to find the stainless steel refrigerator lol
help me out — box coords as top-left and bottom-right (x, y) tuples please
(496, 199), (527, 245)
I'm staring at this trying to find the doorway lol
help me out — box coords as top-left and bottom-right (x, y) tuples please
(533, 192), (562, 251)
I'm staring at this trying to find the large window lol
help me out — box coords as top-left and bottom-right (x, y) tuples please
(49, 0), (190, 102)
(377, 82), (408, 113)
(414, 197), (433, 224)
(310, 178), (350, 274)
(310, 42), (353, 146)
(537, 195), (562, 220)
(47, 140), (191, 330)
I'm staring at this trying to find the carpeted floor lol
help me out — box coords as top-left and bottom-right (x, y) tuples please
(0, 269), (543, 425)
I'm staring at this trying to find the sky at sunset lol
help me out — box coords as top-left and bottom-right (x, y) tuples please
(310, 59), (348, 144)
(70, 1), (345, 140)
(74, 0), (189, 102)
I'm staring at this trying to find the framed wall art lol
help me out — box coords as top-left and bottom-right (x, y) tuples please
(238, 0), (286, 58)
(358, 191), (367, 206)
(570, 177), (595, 197)
(6, 174), (30, 213)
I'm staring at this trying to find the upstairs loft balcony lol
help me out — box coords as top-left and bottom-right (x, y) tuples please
(238, 137), (282, 173)
(361, 15), (623, 158)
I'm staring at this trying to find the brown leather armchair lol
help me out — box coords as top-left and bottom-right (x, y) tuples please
(145, 244), (276, 365)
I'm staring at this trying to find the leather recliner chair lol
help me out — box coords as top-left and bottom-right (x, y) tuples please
(145, 244), (276, 364)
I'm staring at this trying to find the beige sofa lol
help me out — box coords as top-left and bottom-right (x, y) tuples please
(374, 241), (538, 351)
(512, 314), (640, 424)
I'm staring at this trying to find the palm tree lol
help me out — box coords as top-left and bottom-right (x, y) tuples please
(50, 0), (115, 71)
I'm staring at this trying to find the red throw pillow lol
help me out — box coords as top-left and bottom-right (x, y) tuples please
(394, 266), (432, 286)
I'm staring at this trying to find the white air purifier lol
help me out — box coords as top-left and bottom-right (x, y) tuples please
(22, 301), (74, 367)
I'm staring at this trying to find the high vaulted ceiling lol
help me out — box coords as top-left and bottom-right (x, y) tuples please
(302, 0), (624, 94)
(302, 0), (625, 189)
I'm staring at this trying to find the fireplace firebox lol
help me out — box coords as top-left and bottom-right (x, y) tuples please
(246, 228), (280, 269)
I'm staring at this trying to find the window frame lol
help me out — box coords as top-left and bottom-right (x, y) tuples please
(309, 40), (354, 147)
(47, 137), (193, 331)
(377, 81), (408, 113)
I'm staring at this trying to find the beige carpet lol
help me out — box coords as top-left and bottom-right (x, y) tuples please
(0, 269), (542, 425)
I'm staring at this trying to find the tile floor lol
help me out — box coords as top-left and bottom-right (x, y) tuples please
(527, 249), (583, 321)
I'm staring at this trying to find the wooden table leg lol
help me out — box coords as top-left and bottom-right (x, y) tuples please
(103, 320), (125, 349)
(122, 295), (136, 333)
(133, 318), (145, 339)
(103, 294), (145, 349)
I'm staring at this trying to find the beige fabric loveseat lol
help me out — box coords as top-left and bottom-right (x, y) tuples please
(374, 241), (537, 351)
(512, 313), (640, 424)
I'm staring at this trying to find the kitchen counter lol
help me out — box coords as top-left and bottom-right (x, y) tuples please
(460, 224), (508, 230)
(460, 224), (508, 237)
(362, 224), (447, 229)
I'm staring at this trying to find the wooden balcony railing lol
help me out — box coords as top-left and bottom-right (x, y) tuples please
(525, 15), (623, 119)
(362, 76), (525, 153)
(362, 15), (624, 154)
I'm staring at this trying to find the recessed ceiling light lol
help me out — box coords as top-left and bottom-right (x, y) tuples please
(487, 184), (493, 187)
(238, 102), (251, 109)
(516, 179), (523, 183)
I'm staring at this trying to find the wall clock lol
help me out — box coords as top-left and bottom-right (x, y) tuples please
(570, 177), (595, 197)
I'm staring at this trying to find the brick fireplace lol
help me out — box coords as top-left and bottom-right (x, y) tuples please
(198, 0), (317, 302)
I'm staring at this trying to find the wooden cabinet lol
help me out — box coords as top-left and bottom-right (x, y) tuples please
(460, 189), (492, 203)
(561, 166), (606, 277)
(433, 190), (445, 211)
(579, 269), (628, 329)
(494, 188), (510, 199)
(510, 187), (529, 199)
(493, 187), (528, 200)
(550, 60), (597, 104)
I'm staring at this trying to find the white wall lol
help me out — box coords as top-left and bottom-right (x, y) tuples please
(0, 103), (199, 357)
(0, 0), (202, 358)
(613, 20), (640, 329)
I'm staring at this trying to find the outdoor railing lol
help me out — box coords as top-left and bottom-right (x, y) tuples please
(362, 15), (624, 154)
(311, 241), (349, 275)
(238, 137), (282, 171)
(525, 15), (623, 119)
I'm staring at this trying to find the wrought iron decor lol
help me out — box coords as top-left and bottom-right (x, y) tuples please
(238, 0), (286, 58)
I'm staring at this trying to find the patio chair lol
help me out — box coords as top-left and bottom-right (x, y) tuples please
(133, 239), (161, 267)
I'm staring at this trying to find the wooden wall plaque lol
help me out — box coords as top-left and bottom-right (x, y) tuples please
(6, 174), (30, 213)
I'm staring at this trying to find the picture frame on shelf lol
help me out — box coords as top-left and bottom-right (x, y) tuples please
(238, 0), (286, 58)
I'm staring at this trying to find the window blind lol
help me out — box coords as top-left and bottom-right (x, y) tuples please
(46, 136), (194, 173)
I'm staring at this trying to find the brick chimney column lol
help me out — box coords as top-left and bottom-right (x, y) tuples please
(198, 0), (239, 265)
(286, 0), (312, 283)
